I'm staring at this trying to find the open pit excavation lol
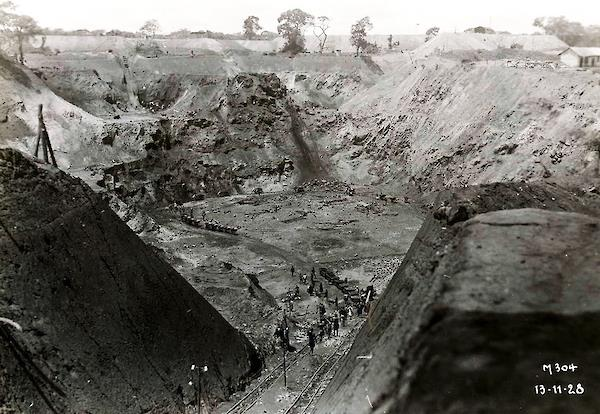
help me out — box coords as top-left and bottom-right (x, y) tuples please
(2, 2), (600, 413)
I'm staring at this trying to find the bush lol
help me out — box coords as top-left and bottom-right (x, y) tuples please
(134, 40), (164, 57)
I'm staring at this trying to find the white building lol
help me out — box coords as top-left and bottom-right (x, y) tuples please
(559, 47), (600, 67)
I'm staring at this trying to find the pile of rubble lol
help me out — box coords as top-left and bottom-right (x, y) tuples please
(294, 178), (354, 194)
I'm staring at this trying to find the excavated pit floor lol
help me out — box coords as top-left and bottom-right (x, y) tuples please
(139, 188), (424, 354)
(137, 187), (424, 413)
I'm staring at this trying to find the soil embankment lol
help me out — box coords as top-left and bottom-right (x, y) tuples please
(0, 148), (261, 413)
(314, 182), (600, 414)
(330, 58), (600, 191)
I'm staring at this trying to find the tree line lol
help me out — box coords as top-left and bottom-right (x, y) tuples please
(2, 1), (600, 66)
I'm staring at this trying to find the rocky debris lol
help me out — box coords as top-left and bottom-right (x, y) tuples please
(294, 178), (353, 194)
(0, 148), (261, 413)
(95, 72), (318, 205)
(315, 184), (600, 414)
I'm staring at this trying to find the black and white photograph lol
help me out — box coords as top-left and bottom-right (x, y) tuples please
(1, 0), (600, 412)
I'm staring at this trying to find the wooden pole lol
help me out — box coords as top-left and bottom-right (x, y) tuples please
(45, 130), (58, 167)
(37, 104), (58, 167)
(283, 312), (287, 388)
(41, 125), (49, 163)
(34, 124), (41, 158)
(197, 365), (201, 414)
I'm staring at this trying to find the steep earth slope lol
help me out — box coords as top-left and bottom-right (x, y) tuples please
(329, 58), (600, 190)
(315, 182), (600, 414)
(101, 73), (330, 204)
(0, 148), (261, 413)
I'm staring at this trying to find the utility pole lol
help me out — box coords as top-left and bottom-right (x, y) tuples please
(191, 364), (208, 414)
(196, 365), (201, 413)
(282, 311), (287, 387)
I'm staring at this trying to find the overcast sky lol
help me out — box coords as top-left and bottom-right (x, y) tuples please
(11, 0), (600, 35)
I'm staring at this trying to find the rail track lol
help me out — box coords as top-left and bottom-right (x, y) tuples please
(284, 322), (362, 414)
(225, 344), (309, 414)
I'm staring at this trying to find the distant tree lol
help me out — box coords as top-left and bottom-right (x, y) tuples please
(277, 8), (313, 55)
(350, 16), (372, 56)
(260, 30), (279, 40)
(168, 28), (191, 38)
(425, 26), (439, 42)
(0, 2), (41, 64)
(243, 16), (262, 39)
(312, 16), (330, 53)
(465, 26), (495, 34)
(106, 29), (137, 37)
(533, 16), (585, 46)
(139, 19), (160, 38)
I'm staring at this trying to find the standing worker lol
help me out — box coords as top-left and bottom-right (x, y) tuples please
(333, 315), (339, 336)
(308, 328), (316, 355)
(291, 265), (295, 278)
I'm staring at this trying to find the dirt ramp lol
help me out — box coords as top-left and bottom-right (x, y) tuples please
(314, 187), (600, 414)
(0, 148), (261, 413)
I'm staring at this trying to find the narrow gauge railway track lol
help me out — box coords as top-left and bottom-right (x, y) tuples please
(284, 322), (362, 414)
(225, 344), (309, 414)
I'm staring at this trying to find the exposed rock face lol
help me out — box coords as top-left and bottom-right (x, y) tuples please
(0, 148), (261, 413)
(315, 189), (600, 414)
(101, 72), (330, 204)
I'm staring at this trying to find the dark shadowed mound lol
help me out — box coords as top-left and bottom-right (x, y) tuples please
(314, 183), (600, 414)
(0, 148), (261, 413)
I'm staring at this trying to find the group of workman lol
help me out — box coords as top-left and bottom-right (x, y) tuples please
(277, 265), (375, 355)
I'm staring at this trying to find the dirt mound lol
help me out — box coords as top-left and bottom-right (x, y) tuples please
(414, 33), (566, 58)
(440, 47), (560, 63)
(315, 184), (600, 414)
(304, 34), (425, 53)
(428, 181), (600, 223)
(330, 58), (600, 191)
(29, 34), (424, 55)
(0, 148), (261, 413)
